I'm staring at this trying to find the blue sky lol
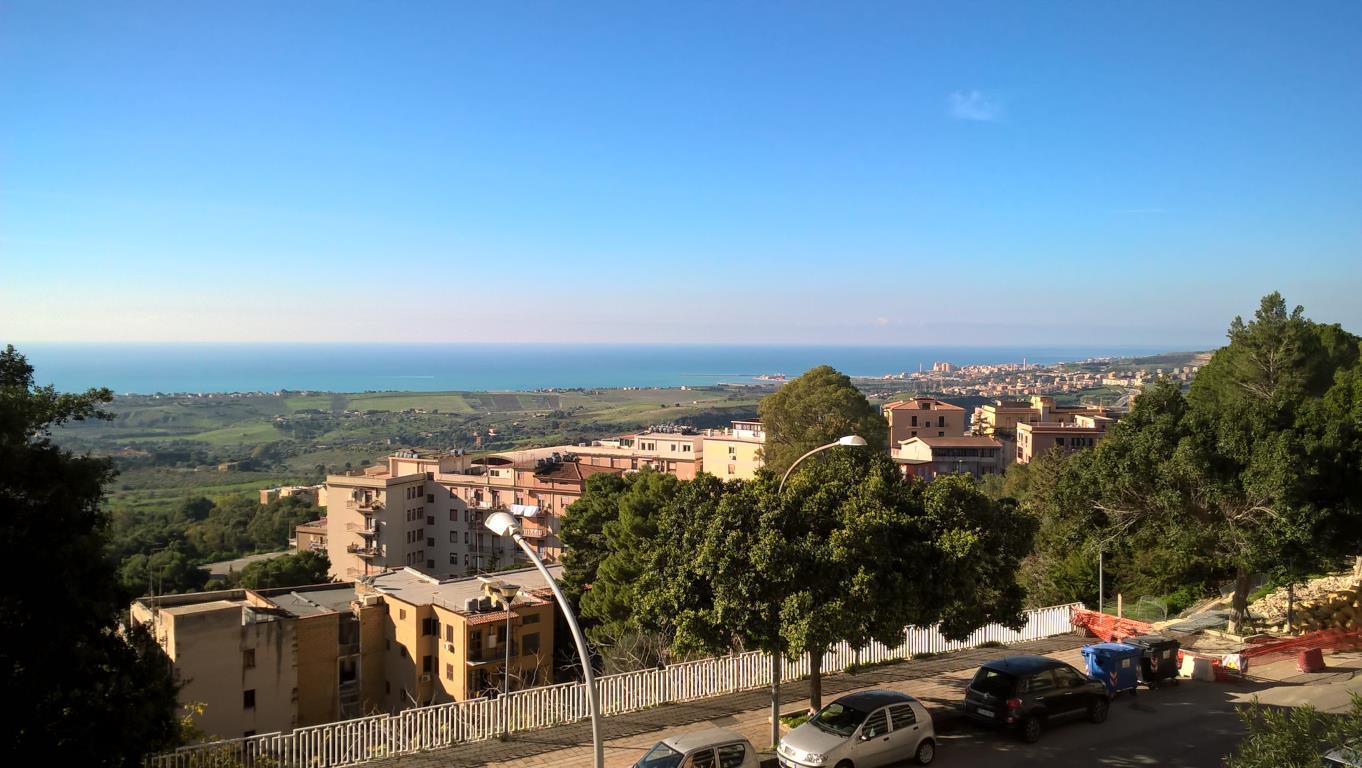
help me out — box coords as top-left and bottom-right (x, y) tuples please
(2, 1), (1359, 346)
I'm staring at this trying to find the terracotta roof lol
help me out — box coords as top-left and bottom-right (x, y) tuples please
(883, 398), (965, 411)
(513, 460), (626, 482)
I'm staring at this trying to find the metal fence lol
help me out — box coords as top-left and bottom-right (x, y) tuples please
(147, 603), (1080, 768)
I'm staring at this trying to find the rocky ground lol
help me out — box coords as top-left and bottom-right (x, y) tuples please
(1250, 572), (1361, 627)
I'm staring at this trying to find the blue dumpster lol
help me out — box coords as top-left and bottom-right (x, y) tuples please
(1081, 642), (1142, 696)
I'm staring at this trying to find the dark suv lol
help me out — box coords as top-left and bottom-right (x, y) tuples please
(963, 656), (1110, 743)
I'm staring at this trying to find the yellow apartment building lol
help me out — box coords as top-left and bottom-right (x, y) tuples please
(130, 583), (384, 740)
(972, 395), (1114, 437)
(883, 398), (967, 444)
(360, 565), (560, 708)
(701, 419), (766, 481)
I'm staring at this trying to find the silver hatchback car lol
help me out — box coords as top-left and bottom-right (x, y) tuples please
(778, 690), (935, 767)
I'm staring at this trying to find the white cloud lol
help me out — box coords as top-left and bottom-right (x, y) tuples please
(948, 90), (1003, 122)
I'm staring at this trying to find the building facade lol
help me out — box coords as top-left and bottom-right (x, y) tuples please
(130, 583), (382, 740)
(701, 419), (766, 481)
(325, 449), (623, 581)
(894, 436), (1005, 480)
(883, 398), (967, 445)
(1014, 413), (1115, 463)
(360, 565), (559, 709)
(972, 395), (1114, 437)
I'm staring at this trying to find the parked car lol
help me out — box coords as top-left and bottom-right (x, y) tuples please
(633, 727), (759, 768)
(963, 655), (1110, 743)
(778, 689), (936, 767)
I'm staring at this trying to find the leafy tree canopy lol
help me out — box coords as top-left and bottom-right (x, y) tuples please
(758, 365), (888, 475)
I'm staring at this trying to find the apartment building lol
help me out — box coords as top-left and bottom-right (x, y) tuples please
(972, 395), (1113, 437)
(894, 436), (1005, 481)
(360, 565), (559, 709)
(1015, 413), (1115, 463)
(883, 398), (967, 444)
(260, 484), (327, 507)
(326, 449), (623, 581)
(701, 419), (766, 481)
(130, 583), (383, 740)
(292, 519), (327, 553)
(575, 429), (704, 479)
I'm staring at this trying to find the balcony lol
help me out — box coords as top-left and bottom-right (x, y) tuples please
(520, 521), (551, 539)
(346, 522), (378, 537)
(466, 642), (517, 665)
(346, 544), (380, 558)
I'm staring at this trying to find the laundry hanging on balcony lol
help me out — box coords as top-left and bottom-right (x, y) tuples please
(510, 504), (540, 518)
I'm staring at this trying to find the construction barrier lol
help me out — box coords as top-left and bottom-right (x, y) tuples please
(1071, 609), (1153, 642)
(1238, 627), (1362, 668)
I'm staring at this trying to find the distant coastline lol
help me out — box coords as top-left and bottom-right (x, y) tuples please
(15, 342), (1185, 396)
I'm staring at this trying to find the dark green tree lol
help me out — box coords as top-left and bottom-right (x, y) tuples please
(237, 550), (330, 590)
(0, 345), (179, 765)
(758, 365), (888, 475)
(558, 471), (630, 606)
(1226, 694), (1362, 768)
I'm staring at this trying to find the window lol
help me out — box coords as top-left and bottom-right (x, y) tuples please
(427, 537), (435, 547)
(888, 703), (916, 728)
(422, 617), (437, 636)
(690, 749), (717, 768)
(938, 431), (944, 437)
(727, 446), (735, 456)
(243, 649), (256, 669)
(450, 531), (457, 543)
(243, 690), (256, 709)
(446, 624), (454, 642)
(522, 632), (540, 655)
(427, 516), (434, 526)
(422, 655), (433, 673)
(1055, 437), (1065, 447)
(446, 663), (454, 680)
(1025, 669), (1058, 693)
(1053, 666), (1085, 688)
(522, 613), (540, 625)
(862, 709), (888, 739)
(716, 743), (747, 768)
(911, 430), (917, 437)
(727, 464), (736, 475)
(464, 532), (469, 545)
(911, 415), (918, 427)
(427, 559), (434, 569)
(399, 609), (407, 620)
(450, 509), (458, 522)
(938, 416), (945, 427)
(427, 494), (434, 503)
(449, 553), (457, 565)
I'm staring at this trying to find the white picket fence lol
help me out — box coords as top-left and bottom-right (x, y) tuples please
(147, 603), (1080, 768)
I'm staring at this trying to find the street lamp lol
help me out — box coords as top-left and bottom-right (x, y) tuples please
(479, 577), (521, 737)
(484, 510), (602, 768)
(770, 435), (867, 748)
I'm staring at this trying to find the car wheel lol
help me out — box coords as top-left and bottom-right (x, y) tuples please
(1089, 697), (1109, 724)
(834, 761), (854, 768)
(914, 737), (936, 765)
(1020, 716), (1043, 743)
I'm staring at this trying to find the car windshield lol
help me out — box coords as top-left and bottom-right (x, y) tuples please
(971, 668), (1017, 697)
(809, 702), (869, 737)
(636, 742), (683, 768)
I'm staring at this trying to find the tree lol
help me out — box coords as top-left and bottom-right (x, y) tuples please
(1061, 295), (1362, 630)
(636, 452), (1034, 712)
(237, 551), (330, 590)
(1226, 695), (1362, 768)
(0, 345), (179, 765)
(558, 471), (630, 607)
(758, 365), (888, 475)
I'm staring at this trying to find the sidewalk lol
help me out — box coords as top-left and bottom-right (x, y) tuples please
(373, 634), (1090, 768)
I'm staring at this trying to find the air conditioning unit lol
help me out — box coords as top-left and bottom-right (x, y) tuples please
(361, 594), (382, 607)
(464, 597), (480, 612)
(444, 642), (456, 653)
(419, 674), (432, 683)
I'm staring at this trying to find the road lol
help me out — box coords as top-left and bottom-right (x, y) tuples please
(933, 653), (1362, 767)
(199, 549), (292, 577)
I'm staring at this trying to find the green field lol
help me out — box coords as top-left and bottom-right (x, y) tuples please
(53, 386), (765, 520)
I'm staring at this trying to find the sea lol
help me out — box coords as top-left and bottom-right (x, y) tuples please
(14, 343), (1171, 395)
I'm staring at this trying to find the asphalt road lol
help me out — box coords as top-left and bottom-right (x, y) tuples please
(933, 678), (1274, 767)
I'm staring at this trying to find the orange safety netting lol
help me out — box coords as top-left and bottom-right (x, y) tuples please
(1238, 627), (1362, 667)
(1070, 609), (1153, 642)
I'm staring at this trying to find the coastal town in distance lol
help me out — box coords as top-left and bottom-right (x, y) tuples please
(6, 3), (1362, 768)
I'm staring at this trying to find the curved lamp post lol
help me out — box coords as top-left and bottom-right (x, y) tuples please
(770, 434), (867, 748)
(484, 510), (602, 768)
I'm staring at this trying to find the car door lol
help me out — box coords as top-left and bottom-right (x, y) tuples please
(1024, 668), (1069, 718)
(887, 702), (925, 756)
(715, 741), (752, 768)
(852, 707), (896, 768)
(1051, 665), (1093, 714)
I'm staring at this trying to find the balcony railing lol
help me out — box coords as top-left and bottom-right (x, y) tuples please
(466, 642), (517, 665)
(346, 544), (379, 558)
(346, 522), (378, 536)
(519, 522), (551, 539)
